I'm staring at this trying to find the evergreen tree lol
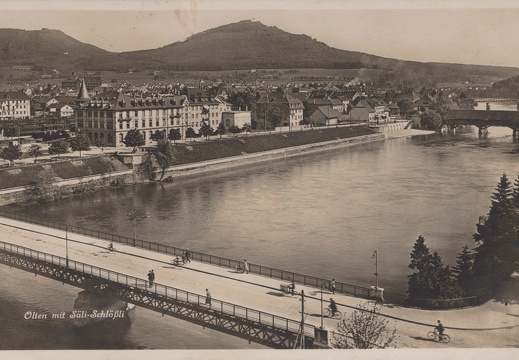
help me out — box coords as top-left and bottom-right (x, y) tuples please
(408, 235), (462, 302)
(472, 173), (519, 292)
(452, 245), (475, 294)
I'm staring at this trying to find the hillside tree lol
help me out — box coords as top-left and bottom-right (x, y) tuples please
(1, 144), (23, 164)
(48, 139), (69, 158)
(27, 144), (43, 162)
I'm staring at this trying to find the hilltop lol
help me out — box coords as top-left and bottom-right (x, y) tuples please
(0, 28), (111, 70)
(1, 21), (519, 86)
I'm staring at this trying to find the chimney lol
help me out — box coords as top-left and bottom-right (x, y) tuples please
(486, 102), (490, 111)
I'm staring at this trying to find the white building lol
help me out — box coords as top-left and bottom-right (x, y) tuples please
(0, 91), (31, 120)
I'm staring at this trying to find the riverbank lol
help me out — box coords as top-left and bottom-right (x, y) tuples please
(0, 126), (434, 205)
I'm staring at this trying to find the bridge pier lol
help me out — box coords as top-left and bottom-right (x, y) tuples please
(477, 126), (488, 137)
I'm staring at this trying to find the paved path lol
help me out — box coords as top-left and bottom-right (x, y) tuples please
(1, 216), (518, 348)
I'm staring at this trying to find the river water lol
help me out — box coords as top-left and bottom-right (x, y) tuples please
(1, 102), (518, 349)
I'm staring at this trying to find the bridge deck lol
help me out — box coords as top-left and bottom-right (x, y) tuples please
(1, 216), (519, 348)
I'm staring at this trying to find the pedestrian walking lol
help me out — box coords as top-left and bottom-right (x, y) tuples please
(147, 269), (155, 287)
(205, 288), (212, 307)
(331, 278), (336, 294)
(184, 248), (191, 263)
(243, 259), (249, 274)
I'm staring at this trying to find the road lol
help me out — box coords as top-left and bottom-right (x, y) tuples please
(0, 216), (518, 349)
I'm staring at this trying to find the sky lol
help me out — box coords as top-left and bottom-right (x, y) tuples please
(2, 0), (519, 68)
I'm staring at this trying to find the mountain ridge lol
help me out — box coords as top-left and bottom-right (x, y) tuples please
(1, 21), (519, 85)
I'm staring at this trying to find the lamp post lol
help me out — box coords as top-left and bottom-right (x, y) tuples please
(320, 283), (324, 329)
(372, 250), (379, 290)
(65, 224), (69, 268)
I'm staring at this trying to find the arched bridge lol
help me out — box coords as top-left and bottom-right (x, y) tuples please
(444, 110), (519, 137)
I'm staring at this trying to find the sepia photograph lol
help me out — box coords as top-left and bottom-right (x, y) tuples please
(0, 0), (519, 358)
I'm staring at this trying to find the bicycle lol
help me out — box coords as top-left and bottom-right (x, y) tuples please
(323, 307), (342, 318)
(427, 329), (450, 343)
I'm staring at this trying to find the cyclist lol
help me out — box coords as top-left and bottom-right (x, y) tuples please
(107, 242), (115, 251)
(436, 320), (445, 340)
(329, 298), (338, 317)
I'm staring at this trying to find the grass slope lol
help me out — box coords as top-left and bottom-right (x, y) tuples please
(172, 126), (376, 165)
(0, 156), (127, 190)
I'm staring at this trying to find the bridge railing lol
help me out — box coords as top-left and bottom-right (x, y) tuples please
(0, 210), (408, 304)
(0, 240), (314, 337)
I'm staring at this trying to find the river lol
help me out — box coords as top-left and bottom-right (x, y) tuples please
(1, 101), (518, 349)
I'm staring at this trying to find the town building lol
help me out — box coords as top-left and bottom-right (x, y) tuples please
(221, 111), (252, 130)
(413, 94), (436, 112)
(74, 89), (183, 147)
(0, 91), (31, 121)
(255, 90), (304, 129)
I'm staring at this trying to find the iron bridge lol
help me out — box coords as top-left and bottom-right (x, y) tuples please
(0, 240), (316, 349)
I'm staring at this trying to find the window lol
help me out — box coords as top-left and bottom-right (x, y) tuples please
(119, 133), (124, 142)
(149, 119), (152, 127)
(126, 122), (130, 129)
(119, 122), (123, 130)
(77, 110), (84, 117)
(107, 112), (113, 119)
(142, 119), (145, 128)
(135, 111), (138, 117)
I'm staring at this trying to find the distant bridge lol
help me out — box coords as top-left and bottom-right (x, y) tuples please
(474, 98), (518, 103)
(443, 109), (519, 137)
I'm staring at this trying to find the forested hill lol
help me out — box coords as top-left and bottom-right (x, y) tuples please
(0, 28), (111, 69)
(2, 21), (519, 87)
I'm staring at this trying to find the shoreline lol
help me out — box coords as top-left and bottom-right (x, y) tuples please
(0, 128), (435, 205)
(159, 129), (435, 181)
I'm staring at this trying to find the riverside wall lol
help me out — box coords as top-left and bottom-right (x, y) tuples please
(157, 133), (386, 180)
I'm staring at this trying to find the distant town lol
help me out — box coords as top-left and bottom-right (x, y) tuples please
(0, 69), (483, 152)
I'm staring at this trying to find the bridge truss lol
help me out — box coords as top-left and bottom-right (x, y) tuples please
(0, 241), (316, 349)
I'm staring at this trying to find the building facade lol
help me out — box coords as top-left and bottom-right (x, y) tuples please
(75, 91), (183, 147)
(0, 91), (31, 121)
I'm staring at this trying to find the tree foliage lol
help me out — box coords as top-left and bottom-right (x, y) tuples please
(1, 144), (22, 163)
(215, 123), (226, 138)
(27, 144), (42, 161)
(70, 134), (90, 156)
(332, 302), (397, 349)
(168, 128), (182, 143)
(185, 127), (197, 138)
(123, 129), (145, 151)
(153, 139), (176, 182)
(25, 169), (61, 203)
(420, 110), (442, 130)
(198, 121), (214, 139)
(228, 125), (241, 134)
(471, 173), (519, 292)
(407, 235), (462, 301)
(48, 139), (69, 157)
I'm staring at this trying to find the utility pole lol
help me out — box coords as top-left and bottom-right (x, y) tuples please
(65, 225), (69, 268)
(300, 290), (305, 349)
(372, 250), (379, 290)
(320, 284), (324, 329)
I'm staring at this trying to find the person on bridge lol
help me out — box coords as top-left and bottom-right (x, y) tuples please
(243, 259), (249, 274)
(147, 270), (155, 287)
(205, 289), (212, 307)
(183, 248), (191, 263)
(436, 320), (445, 340)
(331, 279), (336, 294)
(329, 298), (338, 317)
